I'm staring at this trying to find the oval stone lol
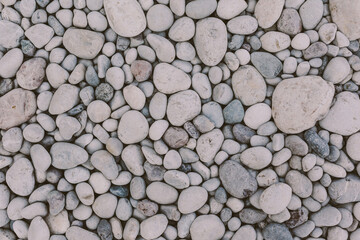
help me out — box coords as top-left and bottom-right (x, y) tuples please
(6, 158), (35, 196)
(117, 110), (149, 144)
(153, 63), (191, 94)
(16, 58), (47, 90)
(50, 143), (89, 169)
(259, 183), (292, 214)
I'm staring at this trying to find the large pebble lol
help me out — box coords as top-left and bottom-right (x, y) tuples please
(323, 57), (350, 84)
(0, 88), (36, 130)
(178, 186), (208, 214)
(49, 84), (80, 115)
(232, 65), (266, 106)
(16, 58), (46, 90)
(320, 91), (360, 136)
(0, 20), (24, 48)
(118, 110), (149, 144)
(219, 160), (258, 198)
(299, 0), (323, 30)
(346, 133), (360, 161)
(63, 28), (105, 59)
(254, 0), (285, 28)
(194, 17), (227, 66)
(240, 146), (272, 170)
(227, 16), (258, 35)
(146, 182), (178, 204)
(0, 48), (23, 78)
(104, 0), (146, 37)
(25, 24), (54, 48)
(190, 215), (225, 240)
(153, 63), (191, 94)
(28, 217), (50, 240)
(66, 226), (100, 240)
(310, 206), (341, 227)
(87, 100), (111, 123)
(285, 170), (312, 198)
(6, 158), (35, 196)
(262, 223), (293, 240)
(328, 174), (360, 203)
(250, 52), (282, 78)
(140, 214), (168, 240)
(91, 150), (118, 180)
(196, 129), (224, 163)
(50, 142), (89, 169)
(272, 76), (334, 133)
(259, 183), (292, 214)
(167, 90), (201, 126)
(216, 0), (247, 20)
(277, 9), (302, 35)
(260, 31), (291, 53)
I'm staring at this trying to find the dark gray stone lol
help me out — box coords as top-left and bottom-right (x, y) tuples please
(215, 187), (227, 204)
(21, 40), (35, 56)
(239, 208), (267, 224)
(220, 208), (232, 222)
(95, 83), (114, 102)
(116, 37), (130, 51)
(251, 52), (282, 78)
(285, 207), (309, 228)
(304, 130), (330, 158)
(36, 0), (50, 7)
(232, 123), (255, 143)
(303, 42), (328, 60)
(228, 35), (244, 51)
(223, 99), (244, 124)
(262, 223), (293, 240)
(67, 104), (85, 116)
(110, 186), (129, 197)
(277, 9), (302, 36)
(325, 145), (340, 162)
(86, 66), (100, 87)
(97, 219), (113, 240)
(144, 161), (165, 182)
(183, 122), (200, 139)
(48, 16), (64, 36)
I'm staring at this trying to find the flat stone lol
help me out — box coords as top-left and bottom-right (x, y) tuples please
(16, 58), (46, 90)
(91, 150), (118, 180)
(227, 16), (258, 35)
(6, 158), (35, 196)
(318, 23), (337, 44)
(50, 142), (89, 169)
(219, 160), (258, 198)
(223, 100), (244, 124)
(320, 91), (360, 136)
(330, 0), (360, 41)
(272, 76), (334, 134)
(66, 226), (100, 240)
(140, 214), (168, 240)
(232, 65), (266, 106)
(49, 84), (80, 115)
(323, 57), (351, 84)
(196, 129), (224, 163)
(328, 174), (360, 203)
(299, 0), (323, 30)
(28, 216), (50, 240)
(251, 52), (282, 78)
(63, 28), (105, 59)
(185, 0), (217, 19)
(118, 110), (149, 144)
(146, 33), (175, 63)
(254, 0), (285, 28)
(146, 182), (178, 204)
(163, 127), (189, 149)
(260, 183), (292, 214)
(25, 23), (54, 48)
(310, 206), (341, 227)
(303, 42), (328, 60)
(87, 100), (111, 123)
(304, 130), (330, 158)
(104, 0), (146, 37)
(153, 63), (191, 94)
(240, 146), (272, 170)
(194, 17), (227, 66)
(216, 0), (247, 20)
(92, 193), (117, 218)
(168, 17), (195, 42)
(190, 215), (225, 240)
(0, 48), (23, 78)
(97, 219), (113, 240)
(147, 4), (173, 32)
(0, 20), (24, 48)
(47, 190), (65, 215)
(0, 88), (36, 130)
(260, 31), (291, 53)
(285, 170), (313, 198)
(346, 133), (360, 161)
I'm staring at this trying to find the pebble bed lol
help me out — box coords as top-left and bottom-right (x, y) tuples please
(0, 0), (360, 239)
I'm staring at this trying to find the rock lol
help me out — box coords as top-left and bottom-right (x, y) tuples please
(147, 4), (174, 32)
(93, 193), (117, 218)
(47, 190), (65, 215)
(146, 182), (178, 204)
(6, 158), (35, 196)
(130, 60), (152, 82)
(190, 215), (225, 240)
(185, 0), (217, 19)
(328, 174), (360, 203)
(194, 17), (227, 66)
(91, 150), (118, 180)
(16, 58), (46, 90)
(240, 146), (272, 170)
(303, 42), (328, 60)
(223, 100), (244, 124)
(168, 17), (195, 42)
(30, 144), (51, 180)
(260, 183), (292, 214)
(319, 23), (337, 44)
(216, 0), (247, 20)
(2, 127), (23, 153)
(285, 170), (312, 198)
(304, 130), (330, 158)
(291, 33), (310, 50)
(347, 133), (360, 162)
(63, 28), (105, 59)
(123, 85), (145, 110)
(219, 160), (258, 198)
(87, 100), (111, 123)
(330, 0), (360, 41)
(254, 0), (285, 29)
(299, 0), (323, 30)
(167, 90), (201, 126)
(104, 0), (146, 37)
(244, 103), (272, 129)
(320, 92), (360, 136)
(46, 63), (69, 88)
(277, 9), (302, 35)
(50, 142), (89, 169)
(233, 123), (256, 143)
(260, 31), (291, 53)
(233, 226), (256, 239)
(28, 217), (50, 240)
(49, 84), (80, 115)
(137, 199), (158, 216)
(310, 206), (341, 227)
(153, 63), (191, 94)
(323, 57), (351, 84)
(250, 52), (282, 78)
(66, 226), (100, 240)
(272, 76), (334, 134)
(146, 33), (175, 63)
(262, 223), (293, 240)
(25, 23), (54, 48)
(118, 110), (149, 144)
(0, 20), (24, 48)
(140, 214), (168, 240)
(163, 127), (189, 149)
(97, 219), (113, 240)
(232, 65), (266, 106)
(95, 83), (114, 102)
(178, 186), (208, 214)
(196, 129), (224, 163)
(0, 48), (23, 78)
(227, 16), (258, 35)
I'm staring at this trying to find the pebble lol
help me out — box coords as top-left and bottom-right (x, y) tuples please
(260, 31), (291, 53)
(285, 170), (313, 198)
(216, 0), (247, 20)
(25, 24), (54, 48)
(244, 103), (272, 129)
(28, 216), (50, 240)
(49, 84), (80, 115)
(91, 150), (118, 180)
(260, 183), (292, 214)
(153, 63), (191, 94)
(304, 129), (330, 158)
(147, 4), (174, 32)
(310, 206), (341, 227)
(299, 0), (323, 30)
(323, 57), (351, 84)
(178, 186), (207, 214)
(0, 48), (23, 78)
(50, 142), (88, 169)
(196, 129), (224, 163)
(190, 215), (225, 240)
(185, 0), (217, 19)
(227, 16), (258, 35)
(2, 128), (23, 153)
(254, 0), (285, 29)
(16, 58), (46, 90)
(272, 76), (334, 133)
(262, 223), (293, 240)
(6, 158), (35, 196)
(146, 182), (178, 204)
(251, 52), (283, 78)
(163, 127), (189, 149)
(240, 146), (272, 170)
(66, 226), (100, 240)
(147, 33), (175, 63)
(140, 214), (168, 239)
(168, 17), (195, 42)
(0, 20), (24, 48)
(117, 110), (149, 144)
(291, 33), (310, 50)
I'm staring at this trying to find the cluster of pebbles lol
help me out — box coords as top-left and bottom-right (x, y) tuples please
(1, 0), (360, 239)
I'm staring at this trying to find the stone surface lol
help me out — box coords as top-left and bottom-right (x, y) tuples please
(254, 0), (285, 29)
(6, 158), (35, 196)
(118, 110), (149, 144)
(0, 20), (24, 48)
(272, 76), (334, 134)
(259, 183), (292, 214)
(140, 214), (168, 240)
(16, 58), (46, 90)
(251, 52), (283, 78)
(178, 186), (208, 214)
(49, 84), (80, 115)
(190, 215), (225, 240)
(153, 63), (191, 94)
(50, 142), (89, 169)
(196, 129), (224, 163)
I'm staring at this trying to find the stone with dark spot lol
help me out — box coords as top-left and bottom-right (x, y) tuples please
(183, 122), (200, 139)
(95, 83), (114, 102)
(232, 124), (255, 143)
(163, 127), (189, 148)
(137, 199), (159, 217)
(97, 219), (113, 240)
(304, 129), (330, 158)
(110, 186), (128, 197)
(239, 208), (267, 224)
(303, 42), (328, 60)
(286, 207), (309, 228)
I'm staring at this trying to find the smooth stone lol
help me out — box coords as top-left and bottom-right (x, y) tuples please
(130, 60), (152, 82)
(25, 23), (54, 48)
(28, 217), (50, 240)
(310, 206), (341, 227)
(185, 0), (217, 19)
(299, 0), (323, 30)
(244, 103), (272, 129)
(92, 193), (117, 218)
(328, 174), (360, 203)
(6, 158), (35, 196)
(219, 160), (258, 198)
(46, 63), (69, 88)
(87, 100), (111, 123)
(2, 127), (23, 153)
(49, 84), (80, 115)
(104, 0), (146, 37)
(146, 33), (175, 63)
(260, 183), (292, 214)
(194, 17), (227, 66)
(168, 17), (195, 42)
(167, 90), (201, 126)
(66, 226), (100, 240)
(196, 129), (224, 163)
(118, 110), (149, 144)
(303, 42), (328, 60)
(233, 123), (256, 143)
(190, 215), (225, 240)
(272, 76), (334, 134)
(147, 4), (174, 32)
(0, 48), (23, 78)
(260, 31), (291, 53)
(95, 83), (114, 102)
(47, 190), (65, 215)
(262, 223), (293, 240)
(277, 8), (302, 35)
(121, 145), (144, 176)
(146, 182), (178, 204)
(251, 52), (282, 78)
(319, 23), (337, 44)
(16, 58), (46, 90)
(323, 57), (351, 84)
(329, 0), (360, 41)
(140, 214), (168, 240)
(123, 85), (145, 110)
(232, 65), (266, 106)
(227, 16), (258, 35)
(30, 144), (51, 178)
(346, 133), (360, 161)
(223, 100), (244, 124)
(254, 0), (285, 28)
(178, 186), (207, 214)
(216, 0), (247, 20)
(0, 20), (24, 48)
(163, 127), (189, 149)
(285, 170), (312, 198)
(91, 150), (118, 180)
(320, 91), (360, 136)
(240, 146), (272, 170)
(153, 63), (191, 94)
(50, 142), (89, 169)
(304, 130), (330, 158)
(63, 28), (105, 59)
(0, 89), (36, 130)
(291, 33), (310, 50)
(110, 186), (128, 197)
(97, 219), (113, 240)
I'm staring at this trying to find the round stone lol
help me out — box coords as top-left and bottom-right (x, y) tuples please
(117, 110), (149, 144)
(240, 146), (272, 170)
(6, 158), (35, 196)
(16, 58), (46, 90)
(140, 214), (168, 239)
(146, 182), (178, 204)
(178, 186), (208, 214)
(259, 183), (292, 214)
(190, 215), (225, 240)
(146, 4), (174, 32)
(87, 100), (111, 123)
